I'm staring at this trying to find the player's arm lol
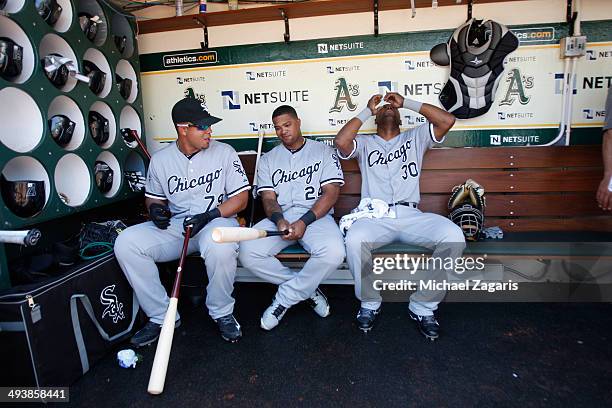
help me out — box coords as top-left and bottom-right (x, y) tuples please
(261, 190), (291, 236)
(596, 129), (612, 211)
(384, 92), (455, 141)
(286, 183), (341, 241)
(218, 190), (249, 217)
(335, 94), (383, 158)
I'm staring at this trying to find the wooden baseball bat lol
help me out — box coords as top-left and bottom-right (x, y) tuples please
(147, 225), (192, 395)
(212, 227), (288, 243)
(248, 128), (265, 227)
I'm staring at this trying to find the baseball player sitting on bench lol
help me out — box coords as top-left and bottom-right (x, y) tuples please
(115, 97), (250, 346)
(239, 105), (346, 330)
(335, 92), (464, 340)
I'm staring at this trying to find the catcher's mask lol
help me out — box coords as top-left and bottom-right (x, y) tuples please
(0, 37), (23, 80)
(1, 174), (46, 218)
(35, 0), (62, 25)
(114, 35), (127, 54)
(82, 59), (106, 95)
(78, 13), (99, 42)
(42, 53), (70, 87)
(88, 111), (109, 145)
(449, 204), (484, 241)
(49, 114), (75, 146)
(115, 73), (132, 100)
(94, 161), (113, 193)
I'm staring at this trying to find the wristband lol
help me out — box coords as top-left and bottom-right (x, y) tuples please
(356, 107), (372, 123)
(298, 210), (317, 226)
(207, 207), (221, 220)
(403, 97), (423, 113)
(270, 212), (284, 224)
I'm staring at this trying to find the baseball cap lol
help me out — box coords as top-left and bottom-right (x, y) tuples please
(171, 97), (222, 127)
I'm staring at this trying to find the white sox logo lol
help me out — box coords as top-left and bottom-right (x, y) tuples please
(168, 168), (222, 195)
(331, 153), (341, 171)
(367, 139), (412, 167)
(100, 284), (125, 324)
(272, 161), (321, 186)
(233, 160), (246, 178)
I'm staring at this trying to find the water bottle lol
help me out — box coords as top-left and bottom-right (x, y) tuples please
(199, 0), (206, 13)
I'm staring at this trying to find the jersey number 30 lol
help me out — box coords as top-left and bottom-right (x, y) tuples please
(401, 162), (419, 180)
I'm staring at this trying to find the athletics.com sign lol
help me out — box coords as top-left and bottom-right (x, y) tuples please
(163, 51), (218, 68)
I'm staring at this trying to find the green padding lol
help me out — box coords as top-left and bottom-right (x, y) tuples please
(280, 244), (309, 254)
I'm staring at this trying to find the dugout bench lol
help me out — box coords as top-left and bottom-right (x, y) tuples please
(232, 144), (612, 286)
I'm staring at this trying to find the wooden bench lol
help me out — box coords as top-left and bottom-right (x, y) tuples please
(237, 144), (611, 276)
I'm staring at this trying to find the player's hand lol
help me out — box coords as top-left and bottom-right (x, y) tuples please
(286, 220), (306, 241)
(183, 212), (211, 237)
(276, 219), (291, 240)
(367, 94), (384, 116)
(149, 203), (171, 230)
(596, 174), (612, 211)
(384, 92), (405, 108)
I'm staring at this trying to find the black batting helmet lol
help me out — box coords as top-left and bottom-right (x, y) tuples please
(94, 161), (113, 193)
(1, 174), (46, 218)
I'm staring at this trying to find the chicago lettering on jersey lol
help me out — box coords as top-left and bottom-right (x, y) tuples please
(272, 161), (322, 187)
(367, 139), (412, 167)
(168, 168), (222, 195)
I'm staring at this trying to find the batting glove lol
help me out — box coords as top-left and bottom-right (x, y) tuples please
(149, 203), (172, 230)
(183, 208), (221, 237)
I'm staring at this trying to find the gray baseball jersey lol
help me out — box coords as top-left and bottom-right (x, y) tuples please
(257, 139), (344, 213)
(145, 140), (250, 217)
(338, 123), (439, 204)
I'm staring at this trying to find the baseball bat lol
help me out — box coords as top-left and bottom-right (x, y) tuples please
(147, 225), (192, 395)
(212, 227), (288, 243)
(249, 128), (265, 227)
(0, 229), (41, 246)
(121, 128), (152, 160)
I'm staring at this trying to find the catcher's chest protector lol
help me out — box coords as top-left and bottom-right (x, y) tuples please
(431, 19), (519, 119)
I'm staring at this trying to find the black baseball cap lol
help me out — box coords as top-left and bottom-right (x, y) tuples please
(171, 97), (222, 127)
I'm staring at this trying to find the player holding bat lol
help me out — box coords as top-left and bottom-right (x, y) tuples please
(114, 97), (250, 350)
(238, 105), (346, 330)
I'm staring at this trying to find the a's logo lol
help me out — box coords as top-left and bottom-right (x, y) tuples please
(318, 43), (328, 54)
(378, 81), (398, 95)
(100, 285), (125, 324)
(221, 90), (240, 110)
(586, 50), (596, 61)
(329, 77), (359, 113)
(554, 73), (578, 95)
(184, 87), (207, 109)
(246, 71), (255, 80)
(490, 135), (502, 146)
(469, 56), (483, 66)
(499, 68), (534, 106)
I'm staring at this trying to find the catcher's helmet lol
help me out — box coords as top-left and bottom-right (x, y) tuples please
(449, 203), (484, 241)
(78, 13), (99, 42)
(0, 37), (23, 80)
(35, 0), (62, 25)
(1, 174), (46, 218)
(42, 53), (70, 87)
(115, 74), (132, 100)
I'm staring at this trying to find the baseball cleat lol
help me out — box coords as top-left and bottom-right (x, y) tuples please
(260, 298), (288, 331)
(408, 310), (439, 341)
(215, 314), (242, 343)
(306, 287), (330, 318)
(356, 307), (381, 333)
(130, 319), (181, 347)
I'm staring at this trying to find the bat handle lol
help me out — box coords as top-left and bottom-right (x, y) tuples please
(266, 230), (290, 237)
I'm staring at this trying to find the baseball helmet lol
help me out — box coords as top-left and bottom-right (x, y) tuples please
(35, 0), (62, 25)
(88, 111), (109, 145)
(1, 174), (46, 218)
(82, 60), (106, 95)
(94, 161), (113, 193)
(115, 73), (132, 100)
(114, 35), (127, 54)
(48, 114), (75, 146)
(0, 37), (23, 80)
(449, 204), (484, 241)
(78, 13), (99, 42)
(42, 53), (70, 87)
